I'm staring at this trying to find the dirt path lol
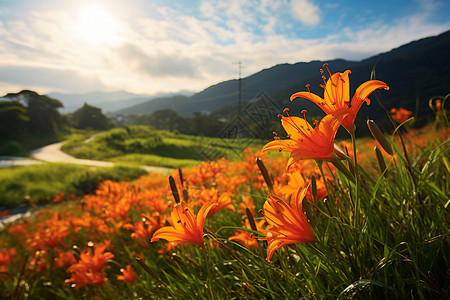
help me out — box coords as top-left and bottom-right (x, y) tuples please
(30, 141), (173, 174)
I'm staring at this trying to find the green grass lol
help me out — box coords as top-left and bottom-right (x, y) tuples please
(0, 163), (148, 208)
(111, 154), (199, 168)
(61, 125), (263, 167)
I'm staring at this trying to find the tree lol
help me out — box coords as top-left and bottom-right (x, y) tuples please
(0, 101), (29, 137)
(72, 103), (113, 130)
(3, 90), (64, 136)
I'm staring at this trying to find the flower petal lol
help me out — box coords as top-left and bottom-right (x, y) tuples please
(291, 92), (332, 114)
(196, 200), (218, 229)
(151, 226), (187, 243)
(353, 80), (389, 102)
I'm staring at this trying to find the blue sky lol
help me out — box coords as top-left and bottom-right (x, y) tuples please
(0, 0), (449, 95)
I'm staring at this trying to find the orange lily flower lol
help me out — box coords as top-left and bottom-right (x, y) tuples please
(0, 247), (17, 272)
(151, 200), (217, 246)
(237, 196), (256, 215)
(290, 65), (389, 132)
(262, 108), (348, 170)
(199, 188), (235, 216)
(65, 240), (114, 288)
(263, 185), (315, 262)
(390, 107), (413, 123)
(278, 171), (327, 202)
(229, 219), (267, 249)
(54, 249), (76, 269)
(117, 265), (135, 282)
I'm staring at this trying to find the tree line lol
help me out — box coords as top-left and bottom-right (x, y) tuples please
(0, 90), (280, 156)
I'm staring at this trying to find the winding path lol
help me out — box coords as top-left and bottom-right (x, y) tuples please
(29, 141), (173, 173)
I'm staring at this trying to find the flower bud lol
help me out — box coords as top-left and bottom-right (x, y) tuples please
(169, 175), (180, 204)
(256, 157), (273, 192)
(367, 119), (393, 155)
(374, 146), (387, 177)
(333, 144), (348, 160)
(246, 208), (258, 232)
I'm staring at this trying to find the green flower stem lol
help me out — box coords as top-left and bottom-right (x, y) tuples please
(202, 243), (214, 300)
(350, 129), (360, 229)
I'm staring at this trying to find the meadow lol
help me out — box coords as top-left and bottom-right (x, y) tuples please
(0, 79), (448, 299)
(0, 164), (148, 208)
(61, 125), (261, 168)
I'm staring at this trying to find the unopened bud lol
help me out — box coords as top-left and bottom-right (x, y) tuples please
(367, 119), (393, 155)
(374, 146), (387, 177)
(169, 175), (180, 204)
(135, 257), (160, 280)
(246, 208), (257, 232)
(333, 144), (348, 160)
(331, 159), (356, 184)
(256, 157), (273, 192)
(178, 168), (184, 185)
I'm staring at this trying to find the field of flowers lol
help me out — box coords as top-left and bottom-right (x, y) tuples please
(0, 68), (448, 299)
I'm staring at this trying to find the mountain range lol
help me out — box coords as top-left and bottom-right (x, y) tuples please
(49, 90), (194, 114)
(107, 29), (450, 123)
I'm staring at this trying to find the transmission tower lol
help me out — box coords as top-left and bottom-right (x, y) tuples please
(233, 61), (243, 136)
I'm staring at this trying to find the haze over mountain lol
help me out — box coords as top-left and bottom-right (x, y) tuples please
(49, 90), (195, 114)
(108, 30), (450, 122)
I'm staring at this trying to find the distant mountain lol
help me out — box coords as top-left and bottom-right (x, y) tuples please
(274, 29), (450, 131)
(49, 90), (194, 113)
(110, 59), (357, 117)
(110, 30), (450, 125)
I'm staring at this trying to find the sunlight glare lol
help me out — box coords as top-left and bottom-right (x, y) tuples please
(74, 4), (122, 46)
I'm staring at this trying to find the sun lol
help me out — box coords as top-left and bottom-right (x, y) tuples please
(73, 4), (122, 46)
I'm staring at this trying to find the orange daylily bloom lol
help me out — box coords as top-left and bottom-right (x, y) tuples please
(0, 247), (17, 272)
(263, 185), (315, 262)
(199, 187), (235, 216)
(65, 240), (114, 288)
(123, 215), (160, 240)
(54, 249), (77, 269)
(262, 109), (348, 170)
(229, 219), (267, 249)
(237, 196), (256, 215)
(278, 171), (327, 202)
(151, 200), (217, 246)
(290, 66), (389, 131)
(390, 107), (413, 123)
(117, 265), (135, 282)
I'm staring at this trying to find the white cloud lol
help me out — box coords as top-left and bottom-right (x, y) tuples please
(290, 0), (321, 26)
(0, 0), (448, 96)
(0, 65), (108, 93)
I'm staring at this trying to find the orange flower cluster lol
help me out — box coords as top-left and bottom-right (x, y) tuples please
(65, 240), (115, 289)
(0, 247), (17, 272)
(259, 65), (389, 260)
(390, 107), (413, 123)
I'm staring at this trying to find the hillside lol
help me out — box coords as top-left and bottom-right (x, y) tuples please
(110, 30), (450, 123)
(109, 59), (357, 117)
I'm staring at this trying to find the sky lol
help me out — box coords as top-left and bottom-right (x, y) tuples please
(0, 0), (449, 96)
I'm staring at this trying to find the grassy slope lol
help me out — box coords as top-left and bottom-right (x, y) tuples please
(62, 125), (263, 168)
(0, 163), (148, 208)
